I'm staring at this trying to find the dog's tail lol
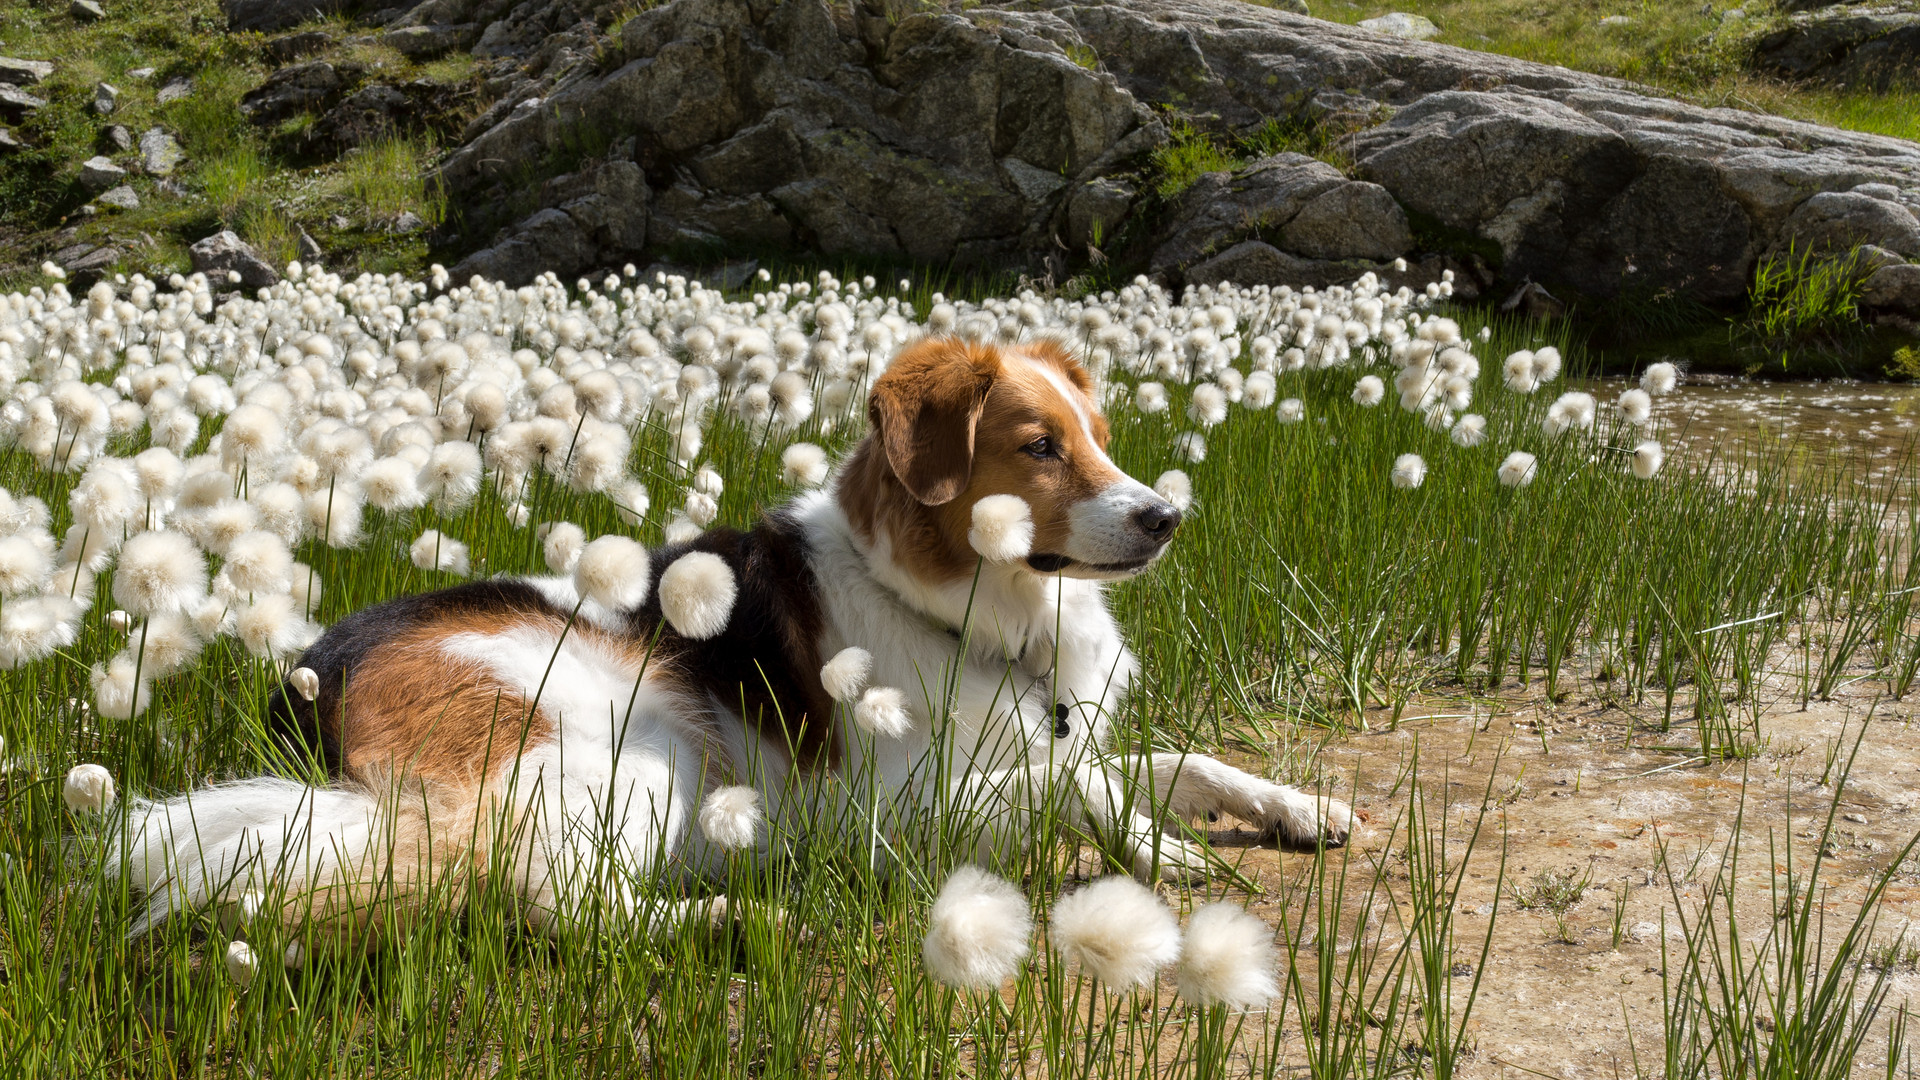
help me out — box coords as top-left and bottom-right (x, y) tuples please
(111, 772), (478, 940)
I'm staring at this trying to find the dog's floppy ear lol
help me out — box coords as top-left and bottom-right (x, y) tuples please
(867, 341), (997, 505)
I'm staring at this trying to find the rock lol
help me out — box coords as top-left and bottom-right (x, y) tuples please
(297, 229), (323, 263)
(305, 81), (457, 154)
(57, 244), (120, 280)
(126, 66), (155, 80)
(139, 128), (185, 175)
(156, 77), (193, 105)
(0, 57), (54, 85)
(382, 23), (474, 59)
(1775, 190), (1920, 258)
(97, 184), (140, 210)
(451, 160), (648, 285)
(0, 85), (48, 123)
(391, 210), (426, 233)
(240, 62), (348, 125)
(0, 127), (22, 153)
(1598, 14), (1632, 27)
(1151, 153), (1410, 272)
(70, 0), (106, 21)
(1065, 176), (1137, 248)
(190, 230), (280, 290)
(100, 124), (132, 152)
(78, 156), (127, 193)
(1498, 280), (1567, 318)
(91, 82), (119, 115)
(440, 0), (1152, 284)
(1279, 180), (1412, 260)
(223, 0), (350, 33)
(1854, 243), (1911, 272)
(1861, 262), (1920, 314)
(1359, 12), (1441, 39)
(267, 31), (334, 63)
(1753, 5), (1920, 90)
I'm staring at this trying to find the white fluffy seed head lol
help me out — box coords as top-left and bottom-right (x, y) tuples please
(923, 866), (1034, 990)
(132, 611), (202, 676)
(1176, 903), (1278, 1009)
(1351, 375), (1385, 408)
(63, 763), (115, 812)
(235, 593), (315, 659)
(1048, 876), (1182, 992)
(853, 685), (912, 738)
(290, 666), (320, 701)
(574, 535), (650, 610)
(1135, 382), (1168, 414)
(224, 940), (259, 988)
(1154, 469), (1193, 513)
(781, 442), (829, 487)
(658, 551), (736, 640)
(1618, 387), (1653, 425)
(1188, 383), (1228, 427)
(820, 645), (873, 703)
(1499, 450), (1539, 488)
(1391, 453), (1426, 490)
(968, 495), (1034, 563)
(1276, 399), (1304, 425)
(224, 531), (292, 595)
(542, 522), (585, 574)
(698, 785), (762, 850)
(1632, 440), (1665, 480)
(1641, 361), (1678, 396)
(0, 534), (52, 599)
(111, 530), (206, 617)
(1531, 346), (1562, 383)
(409, 529), (471, 576)
(1450, 414), (1488, 447)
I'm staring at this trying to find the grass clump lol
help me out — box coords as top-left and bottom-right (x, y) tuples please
(1147, 120), (1242, 198)
(342, 136), (446, 226)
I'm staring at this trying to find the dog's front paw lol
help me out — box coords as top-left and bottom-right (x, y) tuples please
(1256, 787), (1355, 850)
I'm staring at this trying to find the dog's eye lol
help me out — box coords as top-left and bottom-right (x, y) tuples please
(1022, 436), (1057, 459)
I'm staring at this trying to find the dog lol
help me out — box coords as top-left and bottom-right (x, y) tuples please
(118, 336), (1352, 940)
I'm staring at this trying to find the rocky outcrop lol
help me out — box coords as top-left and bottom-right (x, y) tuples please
(412, 0), (1920, 303)
(440, 0), (1157, 285)
(1752, 2), (1920, 89)
(190, 231), (281, 290)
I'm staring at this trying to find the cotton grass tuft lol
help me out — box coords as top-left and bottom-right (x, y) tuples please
(968, 495), (1033, 563)
(698, 786), (762, 851)
(1175, 903), (1279, 1009)
(659, 552), (737, 640)
(923, 866), (1033, 990)
(574, 535), (650, 610)
(63, 763), (115, 812)
(1048, 876), (1181, 992)
(820, 646), (873, 703)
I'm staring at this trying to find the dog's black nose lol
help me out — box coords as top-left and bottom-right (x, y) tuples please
(1133, 503), (1181, 542)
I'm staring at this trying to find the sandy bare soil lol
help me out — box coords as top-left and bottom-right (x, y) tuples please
(1175, 683), (1920, 1079)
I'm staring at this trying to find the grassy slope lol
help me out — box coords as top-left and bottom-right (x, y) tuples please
(0, 0), (465, 289)
(1303, 0), (1920, 143)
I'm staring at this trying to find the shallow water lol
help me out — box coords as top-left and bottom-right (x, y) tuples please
(1586, 376), (1920, 485)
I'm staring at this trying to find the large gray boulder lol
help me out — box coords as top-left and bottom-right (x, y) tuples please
(1149, 153), (1412, 273)
(440, 0), (1157, 284)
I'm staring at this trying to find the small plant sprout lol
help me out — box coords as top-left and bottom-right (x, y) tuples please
(922, 866), (1033, 991)
(290, 666), (320, 702)
(1632, 440), (1665, 480)
(1154, 469), (1193, 512)
(1499, 450), (1539, 488)
(854, 685), (912, 738)
(574, 535), (650, 610)
(819, 646), (873, 703)
(968, 495), (1034, 563)
(1049, 876), (1182, 992)
(658, 552), (737, 640)
(781, 443), (830, 487)
(63, 763), (115, 812)
(698, 786), (762, 851)
(224, 940), (259, 988)
(1391, 453), (1427, 490)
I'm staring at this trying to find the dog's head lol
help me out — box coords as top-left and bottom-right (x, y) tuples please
(840, 337), (1181, 585)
